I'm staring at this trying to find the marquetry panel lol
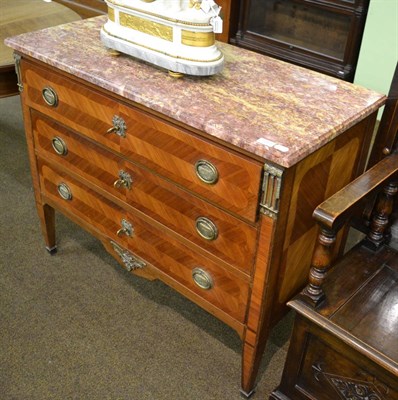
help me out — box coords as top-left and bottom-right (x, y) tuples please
(22, 60), (263, 222)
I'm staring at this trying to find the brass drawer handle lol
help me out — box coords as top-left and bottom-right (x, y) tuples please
(192, 268), (213, 290)
(106, 115), (127, 137)
(195, 217), (218, 241)
(57, 182), (72, 200)
(42, 87), (58, 107)
(110, 240), (146, 272)
(114, 170), (133, 190)
(116, 219), (134, 237)
(195, 159), (218, 184)
(51, 136), (68, 156)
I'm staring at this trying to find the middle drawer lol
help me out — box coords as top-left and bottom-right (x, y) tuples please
(32, 113), (258, 274)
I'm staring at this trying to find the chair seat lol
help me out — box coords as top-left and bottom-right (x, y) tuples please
(270, 243), (398, 400)
(289, 243), (398, 378)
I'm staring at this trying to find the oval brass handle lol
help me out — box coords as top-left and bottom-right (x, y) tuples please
(106, 115), (127, 137)
(51, 136), (68, 156)
(42, 87), (58, 107)
(192, 268), (213, 290)
(195, 159), (218, 185)
(117, 219), (134, 237)
(195, 217), (218, 241)
(57, 182), (72, 200)
(113, 170), (133, 190)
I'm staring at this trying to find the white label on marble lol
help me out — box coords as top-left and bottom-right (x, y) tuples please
(257, 138), (275, 147)
(256, 138), (289, 153)
(274, 144), (289, 153)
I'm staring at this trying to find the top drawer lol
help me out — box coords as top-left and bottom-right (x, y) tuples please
(21, 60), (263, 222)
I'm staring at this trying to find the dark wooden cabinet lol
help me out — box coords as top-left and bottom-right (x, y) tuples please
(231, 0), (370, 82)
(53, 0), (107, 18)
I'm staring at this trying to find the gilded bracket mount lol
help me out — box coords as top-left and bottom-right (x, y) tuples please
(259, 163), (284, 219)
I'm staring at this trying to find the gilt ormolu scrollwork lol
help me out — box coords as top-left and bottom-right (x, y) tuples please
(110, 241), (146, 272)
(14, 54), (23, 92)
(107, 115), (127, 137)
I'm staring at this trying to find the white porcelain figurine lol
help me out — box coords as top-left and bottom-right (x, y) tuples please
(100, 0), (224, 76)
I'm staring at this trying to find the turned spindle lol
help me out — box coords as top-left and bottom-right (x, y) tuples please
(365, 181), (398, 250)
(302, 227), (336, 307)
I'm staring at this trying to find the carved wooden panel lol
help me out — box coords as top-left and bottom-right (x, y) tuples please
(299, 335), (398, 400)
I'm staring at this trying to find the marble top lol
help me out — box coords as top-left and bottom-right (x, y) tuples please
(5, 16), (385, 168)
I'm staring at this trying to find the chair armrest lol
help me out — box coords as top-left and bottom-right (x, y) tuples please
(313, 152), (398, 231)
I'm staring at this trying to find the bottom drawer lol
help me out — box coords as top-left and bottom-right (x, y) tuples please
(38, 161), (250, 323)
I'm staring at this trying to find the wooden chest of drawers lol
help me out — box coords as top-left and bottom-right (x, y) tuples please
(6, 16), (385, 396)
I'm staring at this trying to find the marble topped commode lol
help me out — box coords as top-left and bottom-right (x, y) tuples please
(5, 15), (386, 397)
(5, 16), (384, 168)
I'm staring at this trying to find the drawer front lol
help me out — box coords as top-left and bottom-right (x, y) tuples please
(38, 163), (250, 322)
(22, 60), (263, 222)
(33, 113), (258, 274)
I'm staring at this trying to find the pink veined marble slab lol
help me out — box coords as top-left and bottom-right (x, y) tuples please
(5, 16), (385, 168)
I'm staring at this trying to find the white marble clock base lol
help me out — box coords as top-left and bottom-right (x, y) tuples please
(100, 28), (224, 76)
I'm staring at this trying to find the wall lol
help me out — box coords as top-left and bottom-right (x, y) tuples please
(354, 0), (398, 95)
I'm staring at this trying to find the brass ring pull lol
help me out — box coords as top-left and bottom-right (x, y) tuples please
(42, 87), (58, 107)
(195, 159), (218, 185)
(107, 126), (117, 134)
(57, 182), (72, 200)
(192, 268), (213, 290)
(113, 170), (132, 190)
(51, 136), (68, 156)
(106, 115), (127, 137)
(117, 219), (134, 237)
(195, 217), (218, 241)
(117, 228), (128, 236)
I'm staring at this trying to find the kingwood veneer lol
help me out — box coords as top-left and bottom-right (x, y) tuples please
(5, 16), (385, 396)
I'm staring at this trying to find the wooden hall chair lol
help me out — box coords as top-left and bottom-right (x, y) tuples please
(269, 150), (398, 400)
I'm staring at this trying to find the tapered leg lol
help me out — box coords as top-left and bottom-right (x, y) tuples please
(240, 327), (272, 397)
(240, 216), (276, 397)
(37, 203), (57, 254)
